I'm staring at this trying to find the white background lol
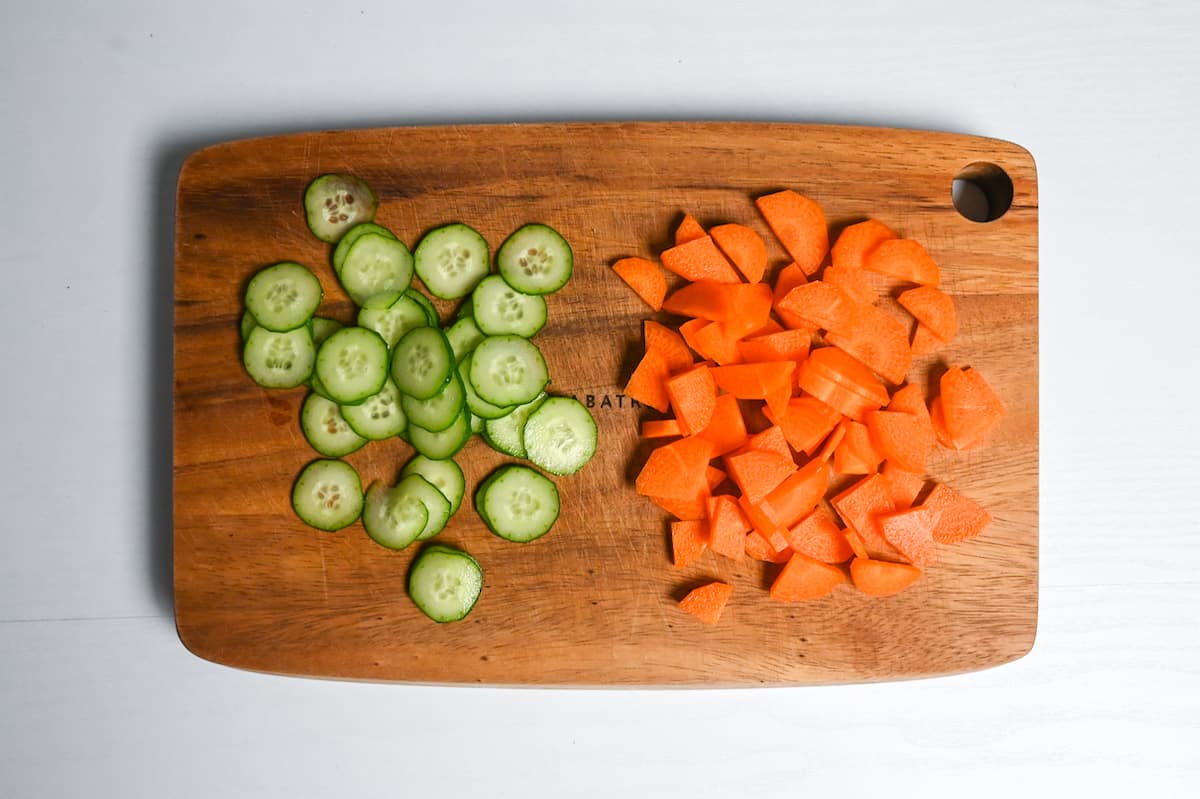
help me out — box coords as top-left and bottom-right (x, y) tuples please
(2, 1), (1198, 796)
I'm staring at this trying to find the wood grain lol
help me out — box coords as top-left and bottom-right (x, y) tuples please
(173, 122), (1038, 685)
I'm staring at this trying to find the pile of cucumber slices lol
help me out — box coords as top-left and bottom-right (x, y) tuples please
(238, 173), (597, 623)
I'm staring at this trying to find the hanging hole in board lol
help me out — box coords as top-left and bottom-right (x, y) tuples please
(952, 162), (1013, 222)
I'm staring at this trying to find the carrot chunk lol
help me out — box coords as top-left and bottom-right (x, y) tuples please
(612, 257), (667, 311)
(850, 558), (922, 596)
(678, 581), (733, 624)
(661, 236), (742, 283)
(756, 190), (829, 275)
(922, 483), (993, 544)
(671, 519), (709, 568)
(770, 553), (845, 601)
(710, 223), (768, 283)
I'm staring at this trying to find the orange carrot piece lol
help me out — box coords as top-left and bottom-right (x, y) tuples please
(662, 280), (735, 321)
(635, 435), (715, 500)
(675, 213), (706, 246)
(678, 581), (733, 624)
(671, 519), (709, 568)
(748, 317), (785, 338)
(879, 506), (940, 566)
(706, 495), (750, 561)
(831, 219), (897, 270)
(697, 394), (749, 457)
(816, 420), (847, 462)
(887, 383), (928, 418)
(706, 465), (727, 492)
(823, 263), (877, 305)
(666, 364), (717, 435)
(897, 285), (957, 343)
(691, 321), (745, 365)
(910, 322), (947, 356)
(928, 395), (979, 450)
(939, 366), (1006, 449)
(769, 553), (845, 601)
(850, 558), (922, 596)
(798, 368), (880, 422)
(880, 461), (925, 509)
(776, 281), (860, 337)
(922, 483), (993, 544)
(764, 395), (842, 455)
(830, 473), (900, 560)
(660, 236), (742, 283)
(756, 190), (829, 276)
(645, 320), (695, 374)
(625, 348), (671, 412)
(739, 494), (782, 539)
(745, 530), (793, 563)
(866, 409), (933, 473)
(864, 238), (940, 286)
(711, 223), (768, 283)
(843, 528), (870, 560)
(720, 283), (775, 339)
(649, 489), (709, 520)
(737, 328), (812, 363)
(825, 303), (912, 385)
(804, 346), (891, 407)
(787, 506), (855, 563)
(834, 419), (883, 475)
(724, 450), (796, 504)
(771, 263), (815, 331)
(677, 317), (709, 359)
(612, 257), (667, 311)
(642, 418), (684, 438)
(710, 361), (796, 420)
(756, 458), (831, 530)
(741, 424), (792, 460)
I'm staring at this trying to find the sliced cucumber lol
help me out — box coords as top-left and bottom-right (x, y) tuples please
(310, 316), (343, 348)
(414, 223), (490, 300)
(458, 351), (514, 420)
(468, 335), (549, 408)
(362, 481), (427, 551)
(393, 473), (453, 541)
(314, 327), (389, 405)
(240, 309), (258, 340)
(391, 326), (454, 400)
(522, 396), (597, 476)
(408, 544), (483, 623)
(339, 232), (414, 306)
(401, 372), (466, 432)
(357, 294), (429, 348)
(244, 325), (315, 389)
(407, 407), (471, 460)
(332, 222), (396, 274)
(292, 459), (363, 532)
(406, 288), (440, 326)
(496, 223), (573, 295)
(470, 274), (547, 338)
(301, 393), (367, 457)
(308, 370), (334, 400)
(304, 173), (378, 243)
(482, 392), (546, 459)
(341, 377), (407, 440)
(401, 455), (466, 515)
(475, 465), (560, 543)
(244, 262), (322, 332)
(468, 411), (485, 435)
(444, 314), (485, 363)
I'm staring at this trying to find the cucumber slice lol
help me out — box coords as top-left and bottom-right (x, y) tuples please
(458, 351), (514, 420)
(444, 314), (485, 363)
(401, 372), (466, 432)
(314, 327), (389, 405)
(339, 232), (414, 306)
(308, 370), (334, 400)
(240, 309), (258, 341)
(391, 326), (454, 400)
(405, 288), (440, 326)
(357, 294), (429, 348)
(292, 459), (363, 532)
(414, 223), (490, 300)
(310, 316), (343, 348)
(468, 411), (485, 435)
(408, 544), (483, 623)
(362, 481), (427, 551)
(470, 274), (547, 338)
(243, 325), (315, 389)
(496, 223), (573, 295)
(401, 455), (466, 516)
(244, 262), (322, 332)
(393, 473), (453, 541)
(304, 173), (378, 243)
(341, 377), (407, 440)
(522, 396), (597, 476)
(332, 222), (396, 274)
(407, 407), (471, 460)
(475, 464), (560, 543)
(482, 392), (546, 459)
(468, 335), (549, 408)
(301, 393), (367, 457)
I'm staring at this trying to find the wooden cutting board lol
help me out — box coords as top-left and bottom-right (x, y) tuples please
(174, 122), (1038, 685)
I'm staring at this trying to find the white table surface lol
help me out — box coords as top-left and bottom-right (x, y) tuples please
(2, 1), (1198, 795)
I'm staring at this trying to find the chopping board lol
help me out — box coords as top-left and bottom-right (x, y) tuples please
(174, 122), (1038, 685)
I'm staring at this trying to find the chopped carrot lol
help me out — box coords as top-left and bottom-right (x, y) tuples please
(641, 418), (683, 438)
(660, 236), (742, 283)
(710, 223), (768, 283)
(677, 317), (709, 360)
(612, 257), (667, 311)
(823, 263), (877, 305)
(710, 361), (796, 420)
(675, 213), (706, 246)
(625, 348), (672, 412)
(645, 320), (695, 374)
(864, 239), (940, 286)
(887, 383), (929, 418)
(786, 506), (854, 563)
(866, 410), (933, 473)
(764, 395), (842, 455)
(756, 458), (830, 529)
(724, 449), (797, 504)
(831, 219), (897, 270)
(825, 303), (912, 385)
(737, 328), (812, 364)
(921, 483), (993, 544)
(678, 581), (733, 624)
(939, 367), (1005, 449)
(816, 420), (846, 462)
(804, 346), (891, 407)
(897, 285), (957, 343)
(649, 492), (709, 521)
(843, 528), (870, 560)
(833, 419), (882, 475)
(739, 494), (783, 539)
(798, 367), (877, 422)
(745, 530), (793, 563)
(705, 465), (727, 492)
(771, 263), (814, 331)
(756, 190), (828, 275)
(635, 435), (715, 500)
(910, 322), (946, 355)
(880, 461), (925, 509)
(830, 473), (900, 560)
(720, 284), (775, 339)
(666, 364), (717, 435)
(706, 495), (750, 561)
(775, 281), (860, 337)
(741, 424), (792, 460)
(769, 553), (845, 601)
(696, 394), (749, 457)
(662, 280), (737, 321)
(671, 519), (708, 568)
(879, 505), (940, 566)
(850, 558), (922, 597)
(690, 321), (745, 365)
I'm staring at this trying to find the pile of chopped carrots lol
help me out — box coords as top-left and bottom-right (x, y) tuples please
(612, 191), (1005, 626)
